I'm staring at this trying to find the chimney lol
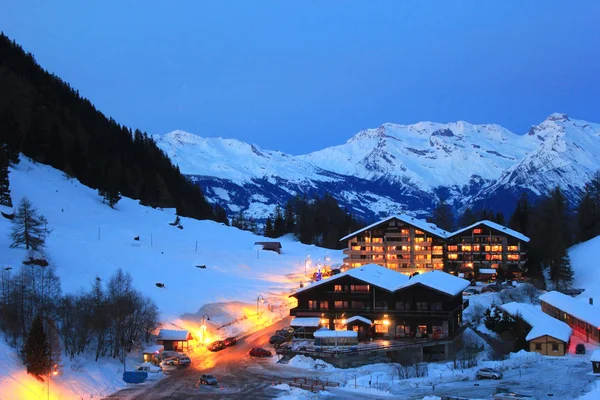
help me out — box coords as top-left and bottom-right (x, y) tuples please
(590, 298), (594, 306)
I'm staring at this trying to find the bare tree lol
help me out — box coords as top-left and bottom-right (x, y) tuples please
(10, 197), (48, 251)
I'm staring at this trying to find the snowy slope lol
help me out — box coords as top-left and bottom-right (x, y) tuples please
(0, 158), (341, 399)
(154, 114), (600, 221)
(568, 235), (600, 304)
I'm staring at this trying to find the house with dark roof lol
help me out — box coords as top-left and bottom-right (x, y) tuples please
(289, 264), (469, 345)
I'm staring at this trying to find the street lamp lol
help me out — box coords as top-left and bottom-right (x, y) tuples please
(201, 314), (210, 345)
(256, 295), (265, 319)
(304, 255), (311, 278)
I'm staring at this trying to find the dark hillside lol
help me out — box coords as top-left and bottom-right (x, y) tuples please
(0, 33), (214, 220)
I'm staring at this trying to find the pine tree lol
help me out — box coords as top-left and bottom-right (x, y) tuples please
(284, 201), (295, 233)
(0, 143), (12, 207)
(22, 314), (50, 378)
(10, 197), (48, 251)
(576, 171), (600, 243)
(509, 192), (530, 234)
(273, 206), (285, 237)
(213, 204), (229, 225)
(458, 207), (478, 227)
(264, 217), (274, 238)
(550, 251), (574, 290)
(431, 200), (454, 231)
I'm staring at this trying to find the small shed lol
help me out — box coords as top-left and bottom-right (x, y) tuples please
(291, 317), (321, 339)
(157, 329), (193, 352)
(342, 316), (372, 341)
(254, 241), (282, 254)
(478, 268), (497, 282)
(143, 344), (164, 365)
(592, 349), (600, 374)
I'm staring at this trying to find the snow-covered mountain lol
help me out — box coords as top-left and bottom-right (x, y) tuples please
(153, 114), (600, 221)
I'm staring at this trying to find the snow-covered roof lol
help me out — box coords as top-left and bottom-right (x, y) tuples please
(479, 268), (497, 274)
(143, 345), (164, 354)
(591, 349), (600, 362)
(292, 264), (468, 297)
(292, 263), (410, 295)
(448, 220), (530, 243)
(291, 317), (321, 327)
(343, 316), (372, 326)
(501, 302), (572, 343)
(539, 291), (600, 328)
(157, 329), (191, 341)
(401, 270), (470, 296)
(314, 329), (358, 338)
(340, 214), (450, 241)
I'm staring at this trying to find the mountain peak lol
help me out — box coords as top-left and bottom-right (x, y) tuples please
(546, 113), (570, 122)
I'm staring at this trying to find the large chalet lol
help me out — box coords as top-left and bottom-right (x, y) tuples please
(341, 215), (529, 279)
(290, 264), (469, 342)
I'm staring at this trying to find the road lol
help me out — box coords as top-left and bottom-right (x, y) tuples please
(104, 317), (318, 400)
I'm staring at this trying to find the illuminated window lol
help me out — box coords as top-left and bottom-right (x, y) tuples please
(507, 245), (518, 251)
(388, 254), (398, 260)
(319, 301), (329, 309)
(372, 255), (384, 261)
(473, 245), (480, 251)
(401, 229), (410, 235)
(334, 285), (343, 292)
(415, 230), (424, 234)
(350, 285), (369, 292)
(491, 245), (502, 252)
(351, 246), (361, 251)
(473, 228), (482, 234)
(372, 238), (383, 244)
(308, 300), (317, 310)
(364, 237), (371, 243)
(448, 254), (458, 260)
(433, 246), (443, 251)
(374, 320), (389, 333)
(373, 246), (384, 252)
(401, 246), (410, 251)
(447, 245), (458, 251)
(507, 254), (520, 260)
(334, 301), (348, 309)
(462, 245), (472, 252)
(485, 254), (502, 261)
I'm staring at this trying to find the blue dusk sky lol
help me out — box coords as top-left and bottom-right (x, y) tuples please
(2, 1), (600, 154)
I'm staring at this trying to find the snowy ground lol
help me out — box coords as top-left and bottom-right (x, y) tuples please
(0, 159), (342, 399)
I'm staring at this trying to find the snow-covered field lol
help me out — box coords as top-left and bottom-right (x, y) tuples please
(0, 159), (341, 399)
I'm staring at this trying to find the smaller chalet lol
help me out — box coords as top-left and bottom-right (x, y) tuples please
(540, 291), (600, 343)
(157, 329), (193, 352)
(591, 349), (600, 374)
(143, 344), (164, 364)
(254, 241), (282, 254)
(501, 302), (572, 356)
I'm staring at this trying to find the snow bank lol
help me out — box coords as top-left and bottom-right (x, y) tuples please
(287, 355), (336, 372)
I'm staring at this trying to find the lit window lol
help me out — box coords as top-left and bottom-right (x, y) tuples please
(507, 245), (518, 251)
(473, 228), (482, 234)
(334, 285), (343, 292)
(462, 245), (472, 252)
(447, 245), (458, 252)
(319, 301), (329, 310)
(507, 254), (520, 260)
(308, 300), (317, 310)
(448, 254), (458, 260)
(334, 301), (348, 309)
(473, 245), (480, 251)
(401, 229), (410, 235)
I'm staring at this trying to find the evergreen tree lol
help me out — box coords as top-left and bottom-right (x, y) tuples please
(431, 200), (454, 231)
(98, 187), (121, 208)
(509, 192), (530, 234)
(22, 314), (50, 378)
(550, 251), (574, 290)
(458, 207), (478, 227)
(0, 143), (12, 207)
(284, 201), (295, 233)
(576, 171), (600, 243)
(213, 204), (229, 225)
(263, 217), (274, 238)
(494, 212), (505, 225)
(10, 197), (48, 251)
(483, 304), (502, 332)
(273, 206), (285, 237)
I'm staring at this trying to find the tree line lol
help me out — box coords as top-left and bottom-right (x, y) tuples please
(0, 32), (215, 221)
(0, 197), (158, 380)
(232, 193), (365, 249)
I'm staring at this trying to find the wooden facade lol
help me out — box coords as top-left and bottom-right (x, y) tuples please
(290, 274), (465, 341)
(445, 222), (528, 279)
(528, 335), (567, 356)
(342, 216), (447, 276)
(541, 301), (600, 343)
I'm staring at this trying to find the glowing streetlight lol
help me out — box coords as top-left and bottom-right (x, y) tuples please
(256, 295), (265, 319)
(304, 255), (311, 278)
(200, 314), (210, 345)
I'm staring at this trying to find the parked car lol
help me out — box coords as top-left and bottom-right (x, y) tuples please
(275, 329), (294, 338)
(207, 340), (226, 352)
(249, 347), (272, 357)
(136, 362), (162, 373)
(199, 374), (218, 385)
(576, 344), (586, 354)
(476, 368), (503, 380)
(269, 335), (288, 345)
(224, 336), (237, 346)
(164, 354), (191, 366)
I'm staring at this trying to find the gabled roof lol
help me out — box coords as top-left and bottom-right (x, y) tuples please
(343, 316), (372, 326)
(290, 264), (468, 297)
(157, 329), (191, 341)
(340, 214), (450, 242)
(539, 291), (600, 328)
(401, 270), (470, 296)
(448, 220), (530, 242)
(143, 345), (164, 354)
(291, 263), (410, 296)
(501, 302), (572, 343)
